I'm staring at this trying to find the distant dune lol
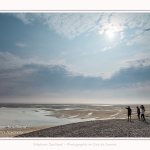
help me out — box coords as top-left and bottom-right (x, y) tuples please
(16, 119), (150, 137)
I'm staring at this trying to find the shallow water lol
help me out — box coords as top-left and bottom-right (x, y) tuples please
(0, 104), (150, 127)
(0, 106), (93, 127)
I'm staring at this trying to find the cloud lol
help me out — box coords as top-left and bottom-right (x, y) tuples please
(101, 42), (118, 52)
(123, 58), (150, 68)
(98, 29), (104, 35)
(0, 52), (66, 70)
(100, 13), (150, 46)
(10, 13), (150, 42)
(40, 13), (103, 39)
(0, 50), (150, 104)
(127, 35), (150, 46)
(110, 66), (150, 90)
(101, 46), (112, 52)
(100, 13), (129, 32)
(144, 28), (150, 31)
(135, 29), (143, 35)
(0, 52), (28, 70)
(15, 43), (26, 47)
(12, 13), (35, 24)
(120, 53), (150, 68)
(1, 52), (150, 98)
(120, 32), (124, 39)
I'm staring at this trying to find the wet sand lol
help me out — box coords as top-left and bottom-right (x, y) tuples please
(0, 126), (51, 137)
(43, 105), (150, 120)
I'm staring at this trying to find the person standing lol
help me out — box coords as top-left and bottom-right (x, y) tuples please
(126, 106), (132, 122)
(140, 105), (146, 121)
(136, 106), (140, 120)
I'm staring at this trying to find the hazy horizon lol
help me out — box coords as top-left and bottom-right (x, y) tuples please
(0, 101), (149, 106)
(0, 12), (150, 104)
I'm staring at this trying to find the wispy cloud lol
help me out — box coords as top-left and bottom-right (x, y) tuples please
(101, 42), (118, 52)
(120, 53), (150, 68)
(120, 32), (124, 39)
(11, 13), (150, 42)
(101, 46), (112, 52)
(41, 13), (103, 39)
(12, 13), (35, 24)
(127, 35), (150, 46)
(15, 42), (26, 47)
(0, 52), (66, 70)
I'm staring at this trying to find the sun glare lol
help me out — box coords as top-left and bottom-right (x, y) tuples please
(106, 30), (115, 38)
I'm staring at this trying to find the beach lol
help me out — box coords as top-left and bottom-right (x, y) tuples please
(0, 104), (150, 137)
(16, 119), (150, 137)
(0, 125), (51, 137)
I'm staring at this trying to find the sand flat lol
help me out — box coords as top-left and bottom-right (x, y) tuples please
(44, 105), (150, 120)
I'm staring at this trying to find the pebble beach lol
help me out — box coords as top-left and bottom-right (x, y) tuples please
(16, 119), (150, 137)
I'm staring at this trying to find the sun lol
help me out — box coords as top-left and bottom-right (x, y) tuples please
(106, 30), (115, 38)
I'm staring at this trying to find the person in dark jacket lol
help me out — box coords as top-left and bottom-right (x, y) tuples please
(136, 106), (140, 121)
(126, 106), (132, 122)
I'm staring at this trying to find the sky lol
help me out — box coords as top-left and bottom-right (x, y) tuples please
(0, 12), (150, 104)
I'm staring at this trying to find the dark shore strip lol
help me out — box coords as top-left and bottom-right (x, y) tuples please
(15, 119), (150, 137)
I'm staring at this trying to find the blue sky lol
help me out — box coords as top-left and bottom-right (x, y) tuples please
(0, 12), (150, 104)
